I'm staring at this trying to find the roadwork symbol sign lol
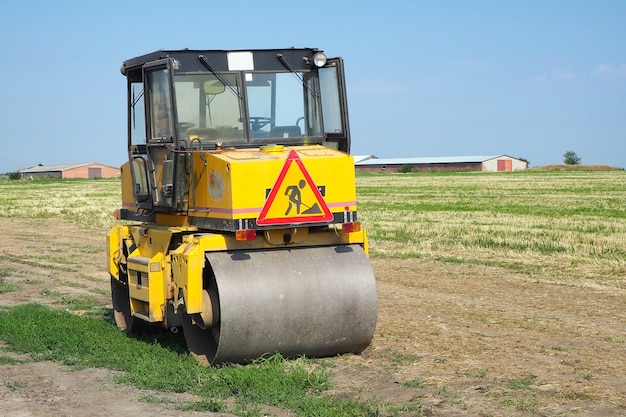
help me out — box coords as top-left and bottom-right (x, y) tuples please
(257, 150), (332, 226)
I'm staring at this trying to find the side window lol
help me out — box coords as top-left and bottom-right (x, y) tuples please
(146, 68), (174, 141)
(319, 67), (343, 134)
(130, 82), (146, 145)
(143, 63), (177, 208)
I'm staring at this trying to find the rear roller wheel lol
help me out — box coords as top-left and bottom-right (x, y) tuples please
(111, 275), (132, 331)
(110, 275), (149, 333)
(182, 289), (220, 366)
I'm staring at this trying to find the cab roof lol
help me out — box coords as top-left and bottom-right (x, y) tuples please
(121, 48), (325, 75)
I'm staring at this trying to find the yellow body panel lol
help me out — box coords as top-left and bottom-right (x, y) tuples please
(106, 225), (130, 278)
(120, 145), (357, 226)
(170, 237), (204, 314)
(186, 145), (356, 224)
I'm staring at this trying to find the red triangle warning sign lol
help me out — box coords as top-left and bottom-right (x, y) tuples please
(257, 150), (333, 226)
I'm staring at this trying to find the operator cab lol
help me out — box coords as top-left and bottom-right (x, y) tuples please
(121, 48), (351, 211)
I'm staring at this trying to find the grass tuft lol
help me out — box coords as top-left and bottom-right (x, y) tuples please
(0, 279), (18, 294)
(0, 354), (24, 365)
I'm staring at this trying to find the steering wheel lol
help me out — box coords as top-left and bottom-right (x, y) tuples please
(250, 117), (273, 131)
(295, 117), (305, 130)
(178, 122), (195, 132)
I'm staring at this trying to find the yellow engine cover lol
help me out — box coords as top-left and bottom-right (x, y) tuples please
(188, 145), (357, 230)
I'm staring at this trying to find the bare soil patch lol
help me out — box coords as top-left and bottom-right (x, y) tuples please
(1, 217), (624, 416)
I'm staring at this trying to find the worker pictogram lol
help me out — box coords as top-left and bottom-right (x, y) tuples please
(257, 150), (332, 225)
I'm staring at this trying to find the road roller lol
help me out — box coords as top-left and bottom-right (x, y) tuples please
(107, 48), (377, 365)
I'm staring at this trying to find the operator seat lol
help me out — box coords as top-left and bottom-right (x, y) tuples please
(270, 126), (301, 138)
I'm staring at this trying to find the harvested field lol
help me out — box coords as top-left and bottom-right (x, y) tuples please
(0, 172), (624, 416)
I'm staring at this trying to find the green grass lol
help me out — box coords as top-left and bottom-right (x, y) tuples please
(507, 374), (537, 390)
(389, 350), (421, 365)
(0, 355), (24, 365)
(480, 374), (540, 413)
(403, 377), (432, 388)
(465, 368), (488, 379)
(0, 304), (378, 417)
(0, 254), (77, 272)
(5, 380), (27, 390)
(561, 390), (591, 400)
(0, 278), (18, 294)
(0, 267), (14, 277)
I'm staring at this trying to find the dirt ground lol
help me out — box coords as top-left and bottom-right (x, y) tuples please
(0, 217), (624, 416)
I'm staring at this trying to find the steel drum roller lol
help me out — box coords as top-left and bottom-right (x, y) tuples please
(183, 244), (378, 364)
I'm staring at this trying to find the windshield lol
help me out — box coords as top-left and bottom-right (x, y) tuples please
(173, 71), (322, 146)
(245, 72), (321, 141)
(174, 74), (244, 143)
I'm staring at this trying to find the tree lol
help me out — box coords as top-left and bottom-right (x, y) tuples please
(397, 164), (413, 173)
(563, 150), (581, 165)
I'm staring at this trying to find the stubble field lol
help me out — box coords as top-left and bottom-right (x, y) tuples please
(0, 170), (624, 416)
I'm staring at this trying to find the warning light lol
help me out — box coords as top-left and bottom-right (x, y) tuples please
(113, 210), (120, 220)
(342, 222), (361, 233)
(236, 229), (257, 241)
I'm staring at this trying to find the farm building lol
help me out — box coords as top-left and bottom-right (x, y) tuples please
(354, 155), (528, 173)
(19, 163), (120, 179)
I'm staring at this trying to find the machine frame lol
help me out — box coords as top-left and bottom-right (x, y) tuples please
(108, 48), (377, 365)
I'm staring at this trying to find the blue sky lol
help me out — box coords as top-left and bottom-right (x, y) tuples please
(1, 1), (624, 172)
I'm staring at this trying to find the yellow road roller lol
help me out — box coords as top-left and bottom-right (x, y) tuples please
(107, 48), (377, 365)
